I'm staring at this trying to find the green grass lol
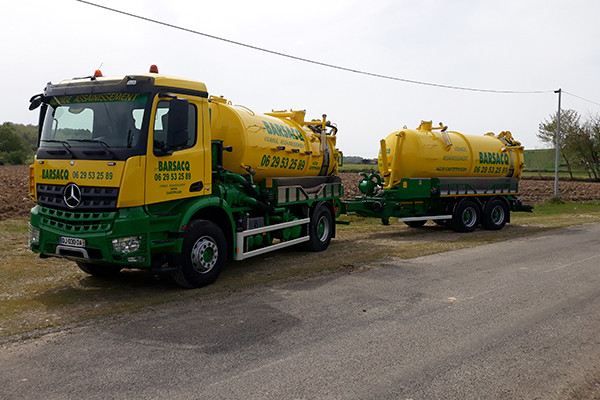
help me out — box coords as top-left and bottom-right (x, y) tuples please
(339, 163), (379, 173)
(2, 200), (600, 339)
(520, 200), (600, 216)
(524, 149), (557, 171)
(522, 170), (595, 180)
(523, 149), (597, 180)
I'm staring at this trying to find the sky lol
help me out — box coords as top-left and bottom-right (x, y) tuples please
(2, 0), (600, 157)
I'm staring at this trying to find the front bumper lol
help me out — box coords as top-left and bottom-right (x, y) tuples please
(29, 205), (182, 268)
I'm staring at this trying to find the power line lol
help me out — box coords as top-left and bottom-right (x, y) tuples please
(563, 91), (600, 107)
(75, 0), (551, 95)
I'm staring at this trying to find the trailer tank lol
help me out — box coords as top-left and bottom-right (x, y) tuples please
(209, 96), (340, 183)
(378, 121), (525, 189)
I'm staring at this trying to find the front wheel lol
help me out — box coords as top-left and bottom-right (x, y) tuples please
(451, 200), (480, 233)
(481, 199), (509, 230)
(305, 205), (333, 252)
(172, 220), (227, 288)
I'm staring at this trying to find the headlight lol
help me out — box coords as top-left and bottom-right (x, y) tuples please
(111, 236), (141, 254)
(29, 224), (40, 244)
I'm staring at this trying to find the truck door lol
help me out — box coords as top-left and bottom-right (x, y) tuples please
(145, 95), (209, 205)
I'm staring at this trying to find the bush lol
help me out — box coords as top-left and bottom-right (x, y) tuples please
(0, 122), (32, 165)
(546, 196), (565, 205)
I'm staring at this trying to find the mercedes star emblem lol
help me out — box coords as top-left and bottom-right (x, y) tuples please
(63, 183), (82, 208)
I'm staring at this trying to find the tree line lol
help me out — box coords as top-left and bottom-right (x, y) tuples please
(0, 122), (38, 165)
(538, 110), (600, 180)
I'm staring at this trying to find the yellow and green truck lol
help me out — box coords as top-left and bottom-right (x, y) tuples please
(28, 68), (342, 287)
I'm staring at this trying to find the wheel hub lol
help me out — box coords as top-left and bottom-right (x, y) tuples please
(317, 215), (330, 242)
(462, 207), (477, 228)
(491, 205), (505, 224)
(190, 236), (218, 274)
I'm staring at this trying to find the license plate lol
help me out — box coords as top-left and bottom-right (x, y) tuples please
(59, 236), (86, 248)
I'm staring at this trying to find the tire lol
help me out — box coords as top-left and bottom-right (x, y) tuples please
(305, 205), (333, 252)
(404, 220), (427, 228)
(451, 200), (480, 233)
(481, 199), (509, 230)
(172, 220), (227, 288)
(76, 261), (122, 278)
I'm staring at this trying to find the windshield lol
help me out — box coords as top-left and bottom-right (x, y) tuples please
(41, 93), (148, 149)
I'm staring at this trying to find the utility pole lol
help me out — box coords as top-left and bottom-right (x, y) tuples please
(554, 88), (562, 197)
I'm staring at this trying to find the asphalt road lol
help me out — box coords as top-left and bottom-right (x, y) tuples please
(2, 223), (600, 399)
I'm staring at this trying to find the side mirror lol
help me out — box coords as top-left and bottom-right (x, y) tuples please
(166, 98), (189, 149)
(29, 94), (44, 111)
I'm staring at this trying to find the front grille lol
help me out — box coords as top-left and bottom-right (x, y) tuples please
(37, 184), (119, 211)
(38, 206), (115, 233)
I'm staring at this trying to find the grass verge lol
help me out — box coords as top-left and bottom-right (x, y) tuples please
(1, 200), (599, 339)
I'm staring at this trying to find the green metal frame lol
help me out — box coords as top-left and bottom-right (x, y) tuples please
(342, 174), (531, 224)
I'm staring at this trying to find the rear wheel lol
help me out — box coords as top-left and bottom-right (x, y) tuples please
(451, 200), (480, 233)
(305, 205), (333, 252)
(172, 220), (227, 288)
(404, 220), (427, 228)
(481, 199), (509, 230)
(76, 262), (122, 278)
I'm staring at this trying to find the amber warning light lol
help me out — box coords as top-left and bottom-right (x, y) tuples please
(93, 69), (103, 78)
(149, 65), (159, 73)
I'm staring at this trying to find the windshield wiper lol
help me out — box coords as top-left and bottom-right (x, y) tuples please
(68, 139), (117, 158)
(40, 139), (76, 158)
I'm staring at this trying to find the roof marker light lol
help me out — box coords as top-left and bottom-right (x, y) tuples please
(149, 65), (159, 73)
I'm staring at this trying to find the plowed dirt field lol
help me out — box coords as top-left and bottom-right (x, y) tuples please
(2, 165), (599, 220)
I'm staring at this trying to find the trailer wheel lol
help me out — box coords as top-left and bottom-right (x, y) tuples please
(76, 262), (122, 278)
(172, 220), (227, 288)
(306, 205), (333, 252)
(404, 220), (427, 228)
(451, 200), (480, 233)
(481, 199), (508, 230)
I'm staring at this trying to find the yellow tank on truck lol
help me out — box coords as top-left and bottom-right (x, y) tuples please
(209, 96), (340, 183)
(378, 121), (525, 189)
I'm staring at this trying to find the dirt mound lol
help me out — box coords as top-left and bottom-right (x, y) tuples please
(2, 165), (599, 221)
(518, 179), (600, 204)
(0, 165), (32, 220)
